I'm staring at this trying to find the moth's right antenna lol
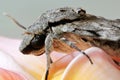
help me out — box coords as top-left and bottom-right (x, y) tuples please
(3, 12), (26, 30)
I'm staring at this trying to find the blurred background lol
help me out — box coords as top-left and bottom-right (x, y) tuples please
(0, 0), (120, 39)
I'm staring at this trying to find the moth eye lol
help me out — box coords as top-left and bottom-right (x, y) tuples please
(30, 34), (46, 49)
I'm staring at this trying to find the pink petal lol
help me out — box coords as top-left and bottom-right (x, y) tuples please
(48, 51), (79, 79)
(0, 68), (27, 80)
(62, 47), (120, 80)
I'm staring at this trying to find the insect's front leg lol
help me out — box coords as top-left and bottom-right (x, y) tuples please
(60, 37), (93, 64)
(44, 32), (53, 80)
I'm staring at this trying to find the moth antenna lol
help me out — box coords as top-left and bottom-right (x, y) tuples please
(3, 12), (26, 30)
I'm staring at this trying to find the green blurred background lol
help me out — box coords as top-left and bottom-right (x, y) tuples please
(0, 0), (120, 39)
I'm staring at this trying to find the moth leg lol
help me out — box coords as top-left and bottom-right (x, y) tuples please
(44, 32), (53, 80)
(60, 37), (93, 64)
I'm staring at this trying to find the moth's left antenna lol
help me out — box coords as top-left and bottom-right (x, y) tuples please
(3, 12), (26, 30)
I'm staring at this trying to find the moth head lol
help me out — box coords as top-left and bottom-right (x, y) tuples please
(3, 13), (46, 55)
(19, 33), (46, 55)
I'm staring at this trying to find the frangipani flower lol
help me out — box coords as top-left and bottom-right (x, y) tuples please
(0, 36), (120, 80)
